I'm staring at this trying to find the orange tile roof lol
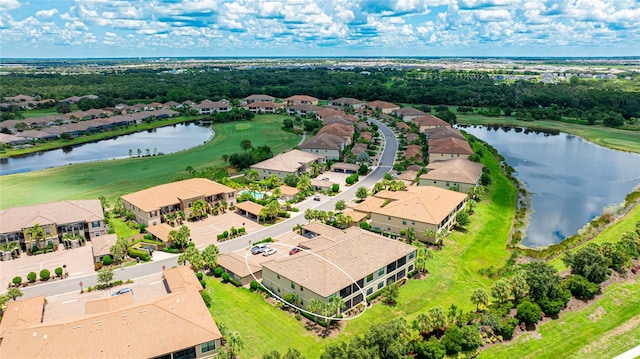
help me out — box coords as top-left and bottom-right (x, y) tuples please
(428, 137), (473, 155)
(371, 186), (467, 225)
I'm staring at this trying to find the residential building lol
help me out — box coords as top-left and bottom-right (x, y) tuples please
(243, 101), (283, 113)
(299, 133), (347, 160)
(392, 107), (427, 122)
(315, 108), (345, 120)
(121, 178), (237, 227)
(250, 149), (325, 179)
(91, 233), (117, 263)
(261, 225), (416, 312)
(424, 126), (464, 140)
(328, 97), (365, 109)
(277, 185), (300, 201)
(428, 137), (474, 162)
(218, 252), (262, 285)
(365, 186), (468, 242)
(287, 103), (322, 117)
(365, 100), (400, 114)
(322, 114), (353, 126)
(317, 123), (354, 145)
(0, 267), (223, 359)
(404, 144), (423, 161)
(413, 115), (451, 131)
(0, 200), (107, 252)
(419, 158), (483, 192)
(284, 95), (319, 106)
(396, 122), (411, 132)
(242, 94), (275, 104)
(194, 99), (232, 115)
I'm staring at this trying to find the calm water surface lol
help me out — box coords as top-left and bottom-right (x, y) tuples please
(461, 125), (640, 247)
(0, 123), (213, 175)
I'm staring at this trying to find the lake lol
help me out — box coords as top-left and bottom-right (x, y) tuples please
(461, 125), (640, 247)
(0, 123), (213, 175)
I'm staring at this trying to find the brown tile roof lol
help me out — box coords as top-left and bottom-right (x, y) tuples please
(428, 137), (473, 155)
(413, 114), (451, 128)
(251, 149), (324, 172)
(330, 97), (364, 106)
(85, 292), (134, 314)
(285, 95), (318, 102)
(352, 196), (387, 213)
(330, 162), (360, 172)
(371, 186), (467, 225)
(163, 266), (204, 293)
(91, 233), (118, 258)
(351, 143), (369, 155)
(366, 100), (399, 109)
(310, 179), (335, 189)
(322, 115), (352, 126)
(195, 99), (230, 109)
(121, 178), (235, 213)
(397, 170), (419, 182)
(405, 144), (423, 160)
(317, 123), (354, 139)
(396, 122), (410, 131)
(218, 252), (262, 278)
(0, 295), (45, 337)
(0, 289), (221, 359)
(394, 107), (427, 117)
(245, 101), (283, 109)
(316, 108), (344, 119)
(421, 158), (483, 185)
(277, 185), (300, 197)
(146, 223), (173, 242)
(424, 126), (465, 140)
(288, 103), (322, 112)
(299, 133), (345, 151)
(262, 228), (415, 297)
(236, 201), (264, 216)
(342, 208), (368, 222)
(244, 94), (275, 101)
(406, 133), (420, 143)
(0, 200), (104, 234)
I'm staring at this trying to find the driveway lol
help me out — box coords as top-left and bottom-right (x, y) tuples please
(183, 212), (264, 249)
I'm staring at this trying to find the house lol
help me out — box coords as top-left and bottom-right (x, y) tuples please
(250, 149), (325, 180)
(328, 97), (365, 109)
(428, 137), (474, 162)
(277, 185), (300, 201)
(311, 178), (335, 191)
(365, 100), (400, 114)
(284, 95), (318, 106)
(3, 94), (35, 104)
(0, 200), (107, 252)
(419, 158), (483, 192)
(414, 115), (451, 132)
(331, 162), (360, 174)
(121, 178), (237, 227)
(243, 94), (275, 104)
(404, 144), (423, 161)
(194, 99), (232, 115)
(145, 102), (163, 110)
(299, 133), (347, 160)
(424, 126), (465, 140)
(0, 133), (31, 146)
(315, 108), (345, 120)
(91, 233), (117, 263)
(396, 122), (411, 132)
(261, 225), (416, 312)
(243, 101), (284, 113)
(0, 267), (223, 359)
(366, 186), (468, 242)
(14, 130), (59, 142)
(235, 201), (264, 222)
(163, 101), (182, 109)
(322, 114), (353, 126)
(287, 103), (322, 117)
(317, 123), (354, 145)
(393, 107), (427, 122)
(351, 143), (369, 156)
(218, 252), (262, 286)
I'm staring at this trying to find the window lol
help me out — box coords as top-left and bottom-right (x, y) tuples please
(378, 267), (385, 276)
(94, 232), (100, 237)
(446, 182), (450, 186)
(201, 340), (216, 353)
(366, 273), (374, 282)
(388, 216), (391, 220)
(91, 221), (101, 228)
(291, 282), (295, 289)
(397, 256), (406, 267)
(387, 261), (397, 273)
(408, 251), (415, 260)
(301, 287), (304, 292)
(396, 269), (406, 280)
(411, 221), (415, 225)
(188, 202), (192, 208)
(277, 274), (280, 279)
(408, 264), (414, 272)
(402, 219), (407, 225)
(45, 228), (51, 235)
(377, 281), (384, 289)
(172, 347), (196, 359)
(366, 287), (373, 296)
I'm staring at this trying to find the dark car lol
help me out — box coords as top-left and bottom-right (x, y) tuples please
(289, 247), (301, 255)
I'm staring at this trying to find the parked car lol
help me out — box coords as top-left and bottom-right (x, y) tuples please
(251, 243), (269, 255)
(289, 247), (301, 255)
(314, 196), (321, 201)
(321, 177), (330, 181)
(262, 248), (277, 256)
(112, 288), (133, 296)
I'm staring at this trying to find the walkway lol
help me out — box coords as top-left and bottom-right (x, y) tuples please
(297, 131), (307, 146)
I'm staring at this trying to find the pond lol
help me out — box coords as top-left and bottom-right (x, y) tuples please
(0, 122), (213, 175)
(460, 125), (640, 248)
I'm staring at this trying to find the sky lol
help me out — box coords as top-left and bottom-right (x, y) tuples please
(0, 0), (639, 58)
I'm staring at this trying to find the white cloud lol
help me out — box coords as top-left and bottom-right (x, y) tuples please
(36, 9), (59, 19)
(0, 0), (21, 11)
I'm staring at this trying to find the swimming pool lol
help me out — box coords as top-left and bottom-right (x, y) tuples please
(239, 190), (267, 199)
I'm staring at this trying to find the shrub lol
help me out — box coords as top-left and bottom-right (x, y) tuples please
(27, 271), (37, 283)
(360, 221), (371, 230)
(295, 313), (301, 321)
(163, 247), (180, 254)
(238, 227), (246, 234)
(345, 173), (359, 185)
(223, 231), (229, 238)
(221, 272), (230, 282)
(564, 274), (600, 300)
(94, 262), (103, 271)
(12, 276), (22, 286)
(231, 226), (238, 236)
(216, 233), (225, 241)
(277, 211), (290, 218)
(214, 267), (224, 278)
(201, 292), (212, 307)
(495, 317), (519, 340)
(196, 272), (204, 281)
(331, 183), (340, 193)
(228, 277), (242, 287)
(102, 255), (113, 266)
(253, 237), (274, 245)
(250, 280), (260, 292)
(200, 279), (207, 289)
(40, 269), (51, 281)
(127, 248), (151, 261)
(516, 301), (542, 325)
(55, 267), (63, 277)
(143, 234), (152, 240)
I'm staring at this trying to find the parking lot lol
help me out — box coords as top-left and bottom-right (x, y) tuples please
(185, 212), (263, 249)
(317, 170), (351, 187)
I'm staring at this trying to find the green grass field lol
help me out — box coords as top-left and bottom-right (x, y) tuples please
(479, 278), (640, 359)
(458, 115), (640, 154)
(0, 114), (299, 209)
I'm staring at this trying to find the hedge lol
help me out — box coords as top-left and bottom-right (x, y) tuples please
(222, 272), (230, 282)
(253, 237), (274, 245)
(214, 267), (224, 277)
(127, 247), (151, 261)
(163, 247), (180, 254)
(300, 309), (329, 327)
(228, 277), (242, 287)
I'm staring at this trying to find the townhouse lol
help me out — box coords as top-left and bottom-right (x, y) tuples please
(194, 99), (232, 115)
(365, 100), (400, 114)
(250, 149), (325, 179)
(392, 107), (428, 122)
(284, 95), (319, 106)
(328, 97), (365, 109)
(428, 137), (474, 162)
(419, 158), (483, 192)
(242, 94), (275, 104)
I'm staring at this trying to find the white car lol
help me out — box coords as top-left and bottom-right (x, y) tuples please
(251, 244), (268, 255)
(262, 247), (277, 256)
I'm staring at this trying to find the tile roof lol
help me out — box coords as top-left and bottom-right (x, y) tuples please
(121, 178), (236, 213)
(146, 223), (173, 242)
(299, 133), (345, 150)
(244, 101), (283, 109)
(244, 94), (275, 101)
(164, 266), (204, 293)
(405, 144), (423, 159)
(91, 233), (118, 258)
(420, 158), (483, 185)
(394, 107), (427, 117)
(316, 108), (344, 119)
(366, 100), (399, 109)
(285, 95), (318, 102)
(0, 295), (46, 337)
(428, 137), (473, 155)
(413, 115), (451, 128)
(0, 200), (104, 234)
(330, 97), (364, 105)
(262, 227), (415, 297)
(317, 123), (354, 139)
(251, 149), (324, 172)
(218, 252), (262, 278)
(236, 201), (264, 216)
(302, 222), (346, 238)
(424, 126), (465, 140)
(277, 185), (300, 197)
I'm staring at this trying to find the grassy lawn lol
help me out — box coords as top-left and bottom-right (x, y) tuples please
(0, 114), (299, 209)
(458, 114), (640, 154)
(108, 215), (140, 240)
(479, 278), (640, 359)
(203, 278), (328, 358)
(549, 205), (640, 271)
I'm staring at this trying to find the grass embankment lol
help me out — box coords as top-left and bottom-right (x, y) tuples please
(202, 140), (517, 357)
(479, 279), (640, 359)
(549, 205), (640, 271)
(0, 115), (298, 209)
(458, 114), (640, 154)
(1, 116), (198, 158)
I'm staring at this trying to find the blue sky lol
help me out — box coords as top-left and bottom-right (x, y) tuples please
(1, 0), (639, 58)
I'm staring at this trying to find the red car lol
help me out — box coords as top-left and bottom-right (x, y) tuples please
(289, 247), (301, 255)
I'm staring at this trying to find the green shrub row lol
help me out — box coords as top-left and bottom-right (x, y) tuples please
(163, 247), (180, 254)
(127, 247), (151, 261)
(253, 237), (274, 245)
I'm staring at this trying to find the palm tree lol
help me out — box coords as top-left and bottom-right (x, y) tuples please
(308, 299), (324, 325)
(423, 229), (436, 242)
(202, 244), (220, 273)
(373, 182), (385, 194)
(226, 331), (244, 359)
(471, 288), (489, 312)
(329, 296), (345, 317)
(406, 227), (416, 243)
(413, 312), (433, 337)
(25, 223), (46, 252)
(414, 246), (433, 275)
(429, 306), (447, 337)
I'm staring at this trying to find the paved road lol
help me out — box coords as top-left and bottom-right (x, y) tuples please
(20, 119), (397, 299)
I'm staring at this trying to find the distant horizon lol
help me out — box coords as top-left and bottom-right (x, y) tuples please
(2, 1), (639, 58)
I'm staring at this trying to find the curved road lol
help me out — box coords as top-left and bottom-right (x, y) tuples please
(20, 119), (397, 299)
